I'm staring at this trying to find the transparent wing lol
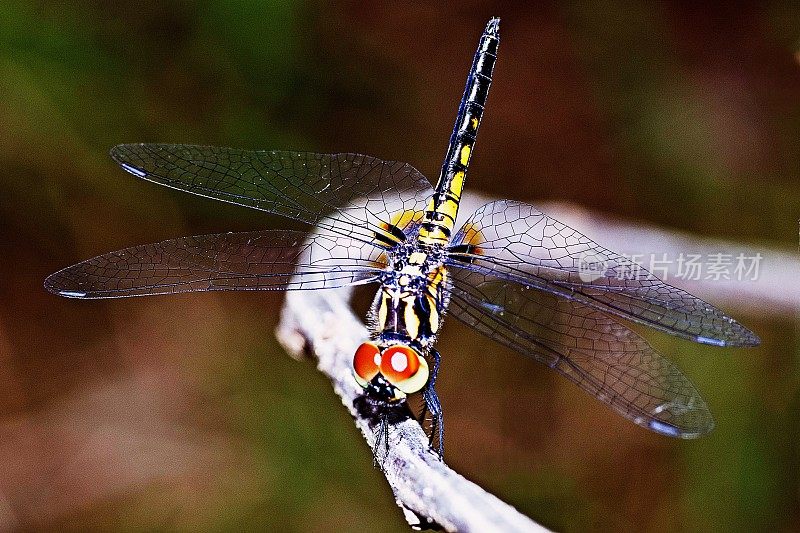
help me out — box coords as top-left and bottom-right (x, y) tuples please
(447, 200), (759, 347)
(44, 230), (384, 299)
(448, 267), (714, 438)
(110, 144), (435, 247)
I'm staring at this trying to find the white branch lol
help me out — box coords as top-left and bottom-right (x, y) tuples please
(275, 192), (798, 532)
(276, 285), (550, 532)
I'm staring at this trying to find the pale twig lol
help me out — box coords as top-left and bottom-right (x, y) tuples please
(276, 283), (550, 532)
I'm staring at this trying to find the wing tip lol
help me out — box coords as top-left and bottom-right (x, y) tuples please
(739, 327), (761, 347)
(109, 144), (150, 178)
(647, 417), (715, 439)
(44, 272), (89, 299)
(696, 327), (761, 348)
(109, 143), (135, 159)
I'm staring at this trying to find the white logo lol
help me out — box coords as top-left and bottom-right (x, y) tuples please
(577, 252), (610, 282)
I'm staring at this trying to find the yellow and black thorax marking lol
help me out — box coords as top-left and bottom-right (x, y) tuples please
(373, 208), (426, 249)
(418, 19), (499, 247)
(375, 250), (449, 344)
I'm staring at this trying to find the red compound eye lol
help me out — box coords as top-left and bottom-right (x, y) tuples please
(353, 342), (381, 384)
(380, 345), (429, 394)
(380, 345), (421, 383)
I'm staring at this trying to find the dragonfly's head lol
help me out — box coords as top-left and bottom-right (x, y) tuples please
(352, 341), (429, 402)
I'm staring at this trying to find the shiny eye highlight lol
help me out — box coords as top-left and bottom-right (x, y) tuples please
(353, 342), (381, 386)
(380, 345), (430, 394)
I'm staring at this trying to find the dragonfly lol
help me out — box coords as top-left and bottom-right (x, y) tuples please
(45, 18), (759, 458)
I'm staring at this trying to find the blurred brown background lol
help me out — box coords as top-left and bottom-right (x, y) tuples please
(1, 1), (799, 531)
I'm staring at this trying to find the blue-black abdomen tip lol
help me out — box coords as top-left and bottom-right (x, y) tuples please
(485, 17), (500, 36)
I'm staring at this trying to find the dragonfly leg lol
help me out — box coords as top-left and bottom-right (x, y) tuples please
(418, 401), (428, 423)
(371, 414), (390, 467)
(422, 349), (444, 458)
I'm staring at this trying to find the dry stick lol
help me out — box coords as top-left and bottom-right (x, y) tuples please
(276, 192), (798, 532)
(276, 285), (549, 532)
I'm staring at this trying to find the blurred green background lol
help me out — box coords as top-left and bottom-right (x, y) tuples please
(1, 1), (799, 531)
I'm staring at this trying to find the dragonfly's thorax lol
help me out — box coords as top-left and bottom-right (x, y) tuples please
(372, 243), (449, 347)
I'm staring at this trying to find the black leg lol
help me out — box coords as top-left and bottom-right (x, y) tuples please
(384, 415), (390, 458)
(422, 349), (444, 458)
(418, 398), (429, 426)
(416, 350), (436, 432)
(422, 387), (444, 458)
(372, 414), (390, 467)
